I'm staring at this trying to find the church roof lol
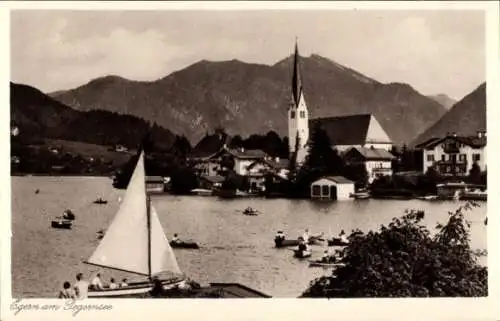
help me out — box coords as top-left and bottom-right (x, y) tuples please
(309, 114), (374, 146)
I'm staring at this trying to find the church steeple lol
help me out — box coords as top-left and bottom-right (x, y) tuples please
(287, 38), (309, 166)
(292, 39), (302, 107)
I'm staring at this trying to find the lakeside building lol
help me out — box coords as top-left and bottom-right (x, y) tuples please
(343, 146), (395, 183)
(191, 145), (270, 177)
(310, 176), (355, 201)
(415, 131), (487, 175)
(287, 41), (394, 172)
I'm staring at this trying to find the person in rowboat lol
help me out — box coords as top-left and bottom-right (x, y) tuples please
(109, 278), (118, 289)
(275, 231), (285, 246)
(302, 229), (310, 243)
(321, 250), (331, 263)
(74, 273), (89, 299)
(171, 234), (180, 244)
(58, 281), (76, 299)
(90, 272), (104, 290)
(339, 230), (348, 244)
(119, 278), (128, 288)
(297, 237), (308, 252)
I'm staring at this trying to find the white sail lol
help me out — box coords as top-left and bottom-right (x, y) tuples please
(150, 205), (181, 276)
(87, 151), (150, 275)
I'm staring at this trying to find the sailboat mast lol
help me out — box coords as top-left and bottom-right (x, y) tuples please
(147, 192), (152, 278)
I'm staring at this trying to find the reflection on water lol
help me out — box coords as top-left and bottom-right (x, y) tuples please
(11, 176), (487, 298)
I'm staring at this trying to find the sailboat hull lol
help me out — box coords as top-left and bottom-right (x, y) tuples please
(88, 278), (187, 298)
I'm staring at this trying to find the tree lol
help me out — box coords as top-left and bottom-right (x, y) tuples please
(305, 126), (343, 175)
(469, 163), (482, 185)
(169, 167), (198, 194)
(301, 202), (487, 297)
(229, 135), (244, 148)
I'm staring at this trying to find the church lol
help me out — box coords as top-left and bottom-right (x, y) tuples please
(288, 42), (395, 181)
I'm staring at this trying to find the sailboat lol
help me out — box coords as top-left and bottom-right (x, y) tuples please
(85, 150), (186, 298)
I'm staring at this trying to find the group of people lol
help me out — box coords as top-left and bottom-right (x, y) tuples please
(58, 272), (129, 299)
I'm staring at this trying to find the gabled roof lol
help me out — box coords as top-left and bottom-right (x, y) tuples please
(309, 113), (392, 146)
(226, 148), (268, 159)
(313, 176), (354, 185)
(416, 135), (487, 150)
(247, 158), (290, 171)
(346, 146), (395, 160)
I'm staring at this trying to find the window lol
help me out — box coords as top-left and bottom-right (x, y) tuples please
(441, 155), (446, 161)
(312, 185), (320, 196)
(459, 154), (466, 162)
(300, 111), (306, 118)
(290, 111), (295, 119)
(321, 185), (329, 196)
(473, 154), (481, 162)
(427, 154), (435, 162)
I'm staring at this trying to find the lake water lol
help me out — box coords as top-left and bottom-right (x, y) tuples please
(11, 176), (487, 298)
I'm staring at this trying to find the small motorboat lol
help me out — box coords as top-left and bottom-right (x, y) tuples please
(293, 249), (311, 259)
(51, 219), (72, 229)
(169, 240), (200, 249)
(327, 238), (349, 247)
(243, 207), (259, 216)
(93, 198), (108, 205)
(35, 189), (40, 194)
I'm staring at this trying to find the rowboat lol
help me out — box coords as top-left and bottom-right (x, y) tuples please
(93, 198), (108, 205)
(274, 234), (324, 248)
(51, 219), (72, 229)
(242, 207), (259, 216)
(84, 150), (186, 298)
(327, 238), (349, 247)
(293, 249), (311, 258)
(308, 260), (345, 268)
(169, 241), (200, 249)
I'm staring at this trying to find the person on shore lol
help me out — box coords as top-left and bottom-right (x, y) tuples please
(74, 273), (89, 299)
(171, 234), (180, 244)
(59, 281), (76, 299)
(109, 278), (118, 289)
(339, 230), (348, 244)
(120, 278), (128, 288)
(90, 273), (104, 290)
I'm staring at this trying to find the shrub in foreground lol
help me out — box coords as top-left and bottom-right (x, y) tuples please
(302, 202), (487, 297)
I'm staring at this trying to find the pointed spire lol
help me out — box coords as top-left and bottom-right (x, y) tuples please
(292, 38), (302, 107)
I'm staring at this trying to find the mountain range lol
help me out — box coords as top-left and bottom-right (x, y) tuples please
(427, 94), (457, 109)
(411, 83), (486, 146)
(50, 54), (449, 145)
(10, 82), (177, 150)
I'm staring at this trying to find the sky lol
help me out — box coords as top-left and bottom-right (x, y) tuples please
(10, 9), (485, 100)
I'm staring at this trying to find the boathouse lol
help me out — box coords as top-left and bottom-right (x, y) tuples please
(310, 176), (355, 201)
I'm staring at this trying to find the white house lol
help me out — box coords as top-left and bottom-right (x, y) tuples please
(343, 146), (395, 183)
(245, 157), (290, 192)
(416, 131), (487, 175)
(310, 176), (355, 201)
